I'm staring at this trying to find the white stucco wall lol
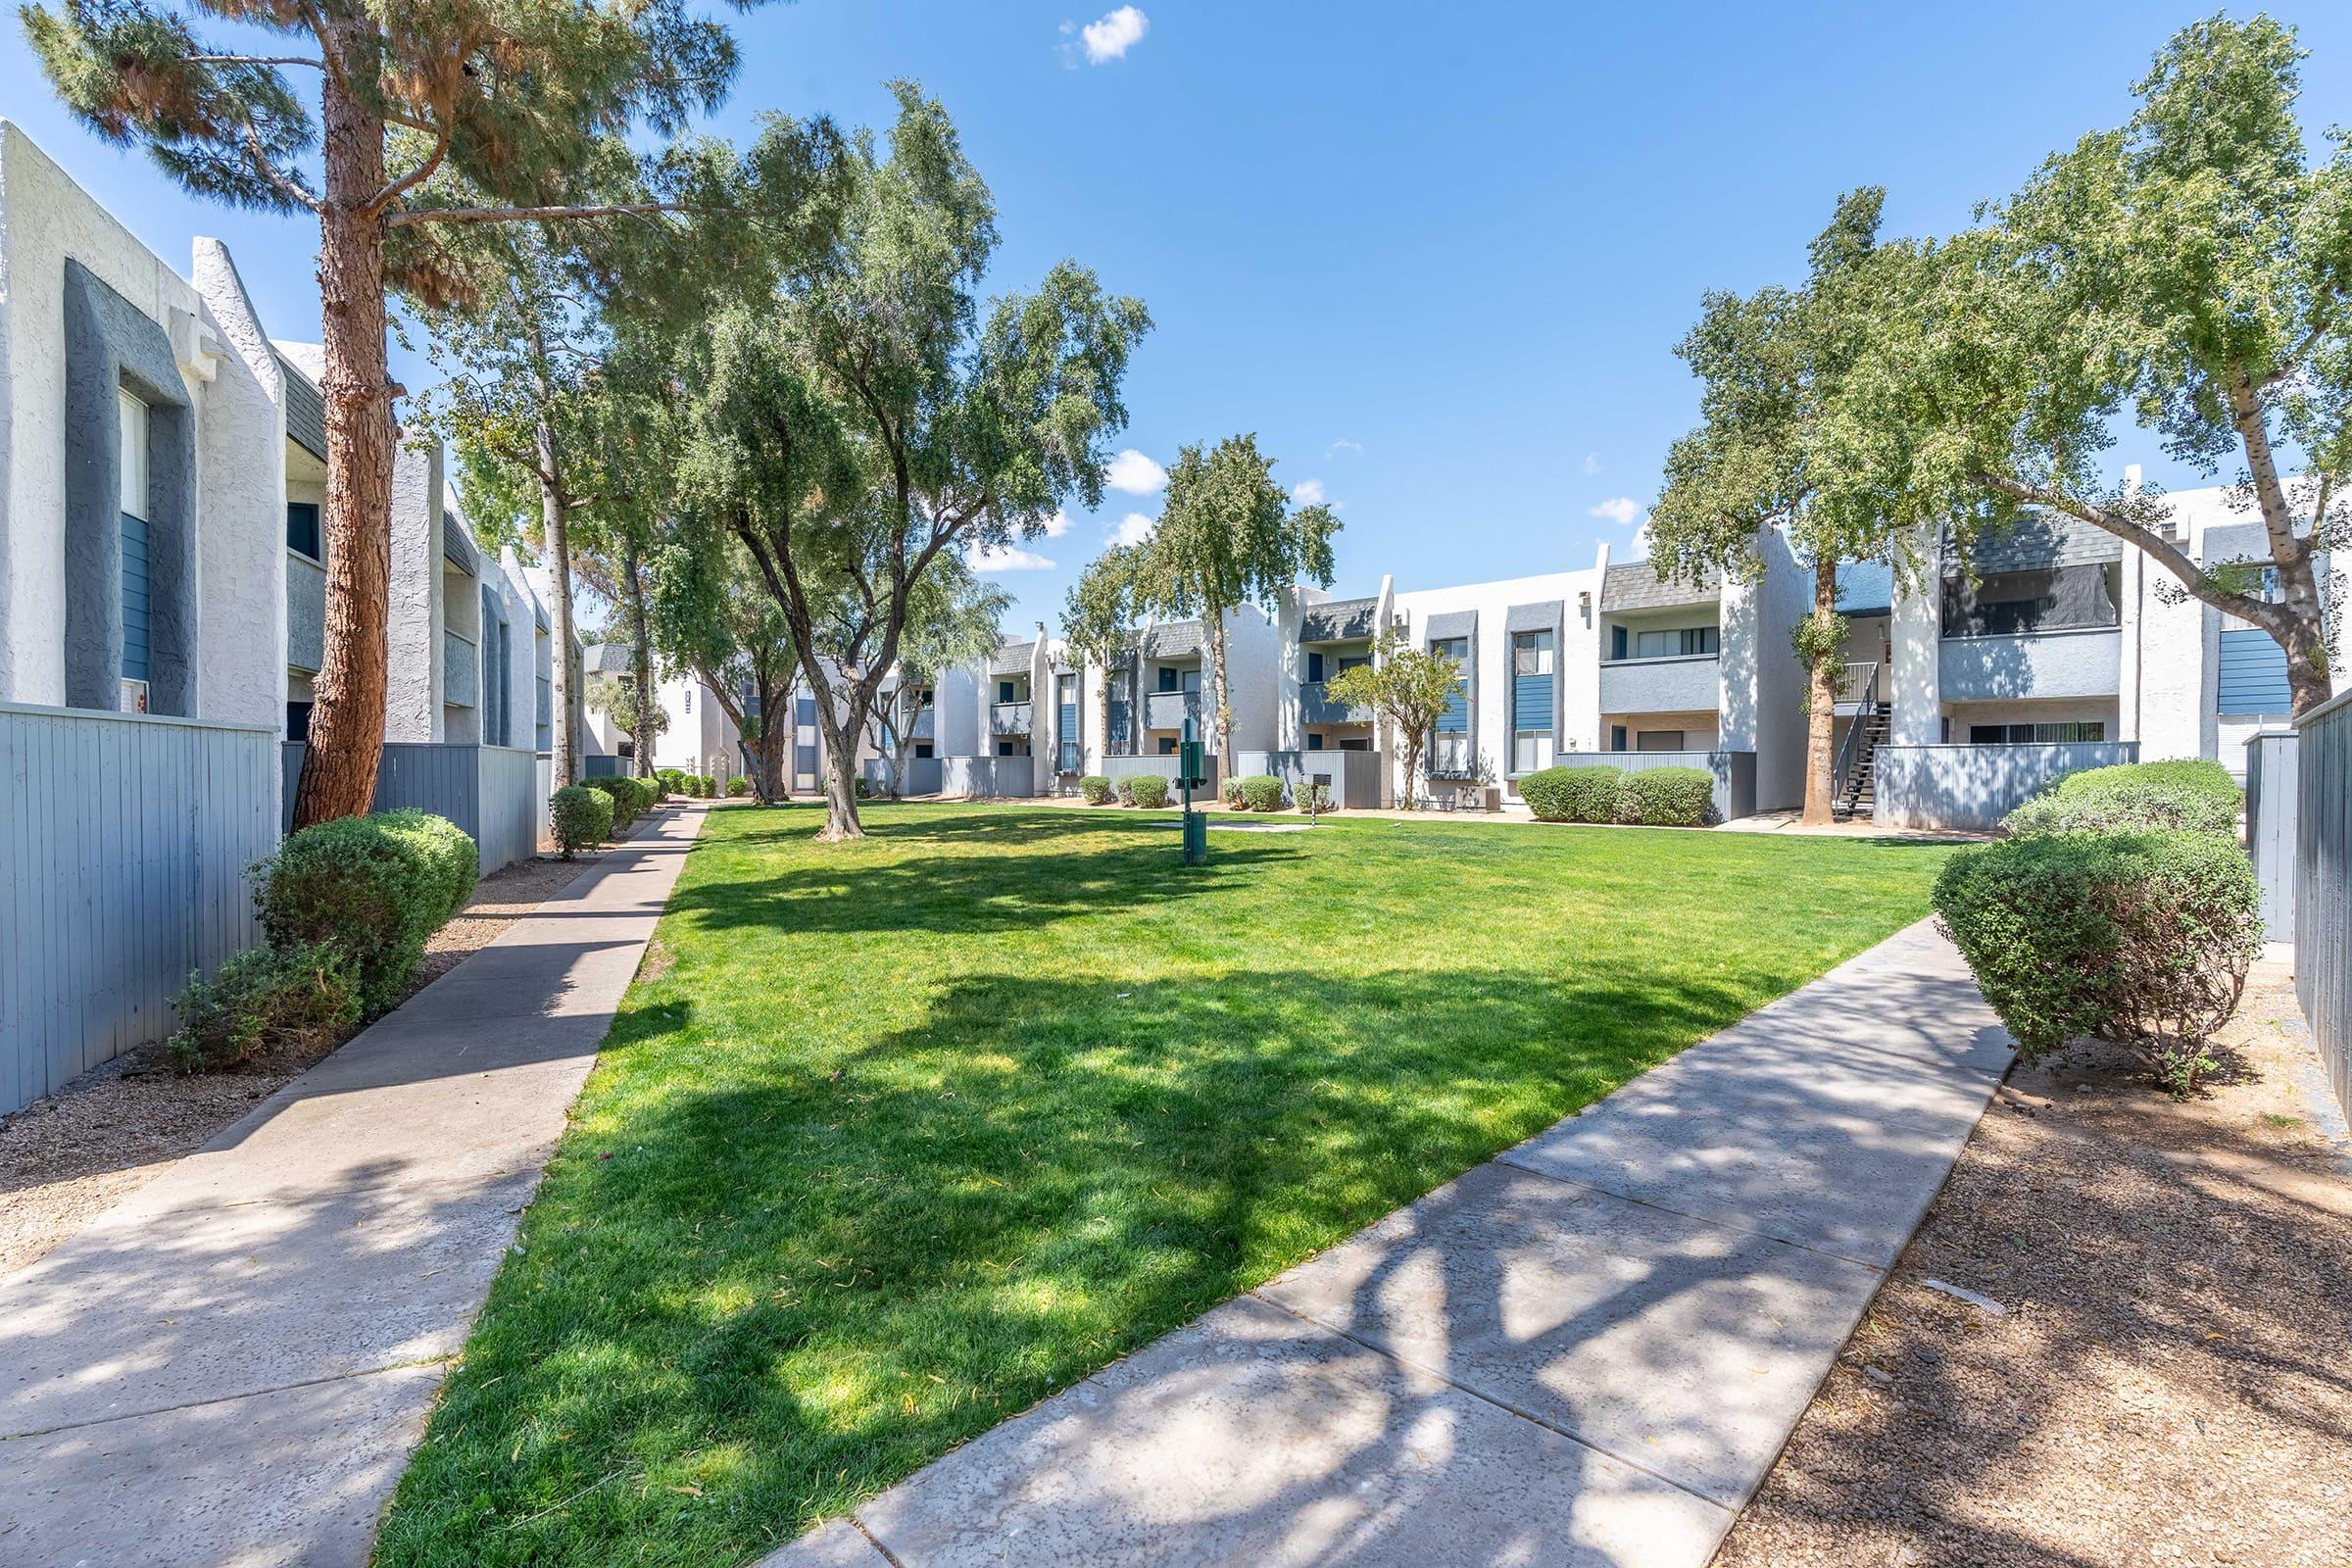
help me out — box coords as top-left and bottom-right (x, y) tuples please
(1, 122), (278, 722)
(382, 427), (443, 741)
(1749, 528), (1812, 810)
(1888, 526), (1943, 746)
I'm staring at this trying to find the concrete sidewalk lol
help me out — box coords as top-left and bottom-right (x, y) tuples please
(767, 918), (2012, 1568)
(0, 803), (708, 1568)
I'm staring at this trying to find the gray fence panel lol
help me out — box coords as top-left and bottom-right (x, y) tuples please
(1100, 754), (1221, 796)
(860, 757), (944, 797)
(281, 740), (540, 875)
(1237, 749), (1385, 809)
(2295, 691), (2350, 1121)
(1873, 742), (2140, 832)
(2244, 730), (2298, 936)
(938, 757), (1038, 799)
(2, 704), (275, 1114)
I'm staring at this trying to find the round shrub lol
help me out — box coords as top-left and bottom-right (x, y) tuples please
(1934, 829), (2262, 1068)
(1115, 776), (1136, 806)
(1128, 774), (1170, 808)
(1238, 773), (1287, 811)
(2004, 760), (2240, 838)
(256, 808), (478, 1014)
(1523, 764), (1623, 823)
(1080, 774), (1114, 805)
(656, 766), (687, 796)
(551, 784), (612, 858)
(1617, 766), (1715, 826)
(1219, 777), (1246, 808)
(727, 775), (751, 798)
(584, 775), (639, 832)
(169, 941), (359, 1071)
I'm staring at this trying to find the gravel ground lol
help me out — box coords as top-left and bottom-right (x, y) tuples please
(1716, 956), (2352, 1568)
(0, 851), (598, 1277)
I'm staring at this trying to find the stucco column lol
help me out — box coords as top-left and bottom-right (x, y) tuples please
(1717, 569), (1760, 753)
(1889, 526), (1942, 746)
(1030, 637), (1053, 795)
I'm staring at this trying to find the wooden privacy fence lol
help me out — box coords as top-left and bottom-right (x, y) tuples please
(2293, 691), (2350, 1121)
(280, 741), (541, 875)
(1, 704), (277, 1115)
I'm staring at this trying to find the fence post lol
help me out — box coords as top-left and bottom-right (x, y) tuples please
(2244, 729), (2298, 937)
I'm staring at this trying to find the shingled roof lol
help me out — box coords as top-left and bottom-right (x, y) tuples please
(276, 352), (327, 462)
(1134, 620), (1205, 659)
(989, 639), (1036, 676)
(1955, 512), (2127, 574)
(1600, 559), (1720, 612)
(1299, 596), (1379, 643)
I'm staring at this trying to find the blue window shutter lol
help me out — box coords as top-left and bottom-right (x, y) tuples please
(120, 513), (151, 682)
(1514, 673), (1552, 731)
(1433, 637), (1469, 732)
(2217, 628), (2292, 713)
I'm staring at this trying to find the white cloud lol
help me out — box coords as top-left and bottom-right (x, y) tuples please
(1104, 448), (1167, 495)
(1291, 477), (1327, 507)
(1326, 437), (1364, 457)
(1590, 496), (1643, 527)
(1110, 512), (1155, 547)
(1040, 509), (1075, 538)
(969, 543), (1056, 573)
(1075, 6), (1148, 64)
(1583, 454), (1603, 475)
(1627, 521), (1654, 560)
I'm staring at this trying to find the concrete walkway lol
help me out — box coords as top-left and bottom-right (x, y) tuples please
(766, 918), (2012, 1568)
(0, 803), (708, 1568)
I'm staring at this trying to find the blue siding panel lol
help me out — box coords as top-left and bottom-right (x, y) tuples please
(1513, 673), (1553, 732)
(120, 514), (151, 681)
(2218, 628), (2292, 714)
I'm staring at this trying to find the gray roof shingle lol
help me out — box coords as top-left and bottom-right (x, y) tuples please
(1601, 560), (1720, 612)
(1954, 512), (2125, 574)
(1299, 597), (1378, 643)
(989, 639), (1036, 676)
(277, 352), (327, 462)
(1135, 620), (1205, 659)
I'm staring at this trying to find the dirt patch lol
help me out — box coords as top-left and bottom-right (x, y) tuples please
(1715, 958), (2352, 1568)
(0, 852), (599, 1277)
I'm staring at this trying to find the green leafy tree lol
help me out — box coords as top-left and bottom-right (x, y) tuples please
(868, 562), (1010, 796)
(1886, 15), (2349, 713)
(1060, 545), (1141, 760)
(584, 668), (667, 745)
(1132, 434), (1341, 763)
(1649, 188), (1920, 823)
(23, 0), (788, 825)
(649, 536), (800, 801)
(1325, 626), (1460, 809)
(675, 84), (1150, 841)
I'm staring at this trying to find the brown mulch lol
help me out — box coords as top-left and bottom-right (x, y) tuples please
(0, 851), (600, 1278)
(1715, 958), (2352, 1568)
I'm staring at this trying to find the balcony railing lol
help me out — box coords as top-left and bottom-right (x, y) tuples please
(444, 630), (478, 708)
(1938, 628), (2122, 703)
(1143, 688), (1205, 731)
(1301, 680), (1371, 725)
(989, 700), (1032, 737)
(1598, 653), (1719, 715)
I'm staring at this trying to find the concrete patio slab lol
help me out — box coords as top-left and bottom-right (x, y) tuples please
(0, 804), (709, 1565)
(760, 917), (2010, 1568)
(1256, 1162), (1877, 1507)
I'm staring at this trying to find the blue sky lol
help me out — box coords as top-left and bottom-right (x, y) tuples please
(6, 2), (2346, 635)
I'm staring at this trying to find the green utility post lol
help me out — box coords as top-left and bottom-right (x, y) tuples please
(1178, 715), (1207, 865)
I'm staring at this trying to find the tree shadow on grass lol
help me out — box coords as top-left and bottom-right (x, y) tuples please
(381, 959), (1766, 1566)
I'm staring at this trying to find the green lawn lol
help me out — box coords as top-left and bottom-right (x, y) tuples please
(375, 803), (1953, 1566)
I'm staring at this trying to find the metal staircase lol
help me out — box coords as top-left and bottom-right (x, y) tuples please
(1831, 662), (1888, 821)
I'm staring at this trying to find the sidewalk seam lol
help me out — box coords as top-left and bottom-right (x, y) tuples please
(1, 1356), (451, 1443)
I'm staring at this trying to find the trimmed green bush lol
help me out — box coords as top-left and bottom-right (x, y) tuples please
(169, 941), (359, 1071)
(656, 767), (688, 796)
(1219, 777), (1246, 808)
(1238, 773), (1286, 811)
(1115, 776), (1135, 806)
(1079, 775), (1114, 805)
(256, 809), (478, 1013)
(2004, 759), (2240, 837)
(1518, 764), (1623, 823)
(584, 776), (639, 832)
(551, 785), (612, 858)
(1617, 766), (1716, 827)
(1128, 774), (1169, 808)
(727, 775), (751, 798)
(1935, 830), (2262, 1076)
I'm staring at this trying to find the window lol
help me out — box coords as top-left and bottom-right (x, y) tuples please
(1336, 654), (1371, 676)
(285, 501), (321, 560)
(1306, 733), (1325, 751)
(1631, 625), (1717, 659)
(1609, 724), (1629, 752)
(915, 742), (934, 760)
(1967, 721), (2108, 745)
(998, 740), (1015, 757)
(118, 389), (151, 706)
(1306, 650), (1326, 683)
(1339, 737), (1372, 753)
(999, 678), (1017, 704)
(1158, 736), (1178, 756)
(1429, 731), (1473, 774)
(683, 687), (692, 714)
(1510, 629), (1554, 774)
(1942, 565), (2121, 637)
(1636, 730), (1687, 753)
(286, 701), (313, 743)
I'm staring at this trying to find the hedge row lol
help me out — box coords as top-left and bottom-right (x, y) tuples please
(1518, 764), (1715, 826)
(2001, 758), (2239, 836)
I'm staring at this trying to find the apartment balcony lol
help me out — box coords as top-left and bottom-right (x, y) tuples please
(989, 700), (1032, 737)
(1300, 680), (1371, 725)
(1144, 688), (1205, 731)
(285, 551), (325, 674)
(444, 629), (478, 708)
(1598, 653), (1720, 715)
(1938, 628), (2121, 703)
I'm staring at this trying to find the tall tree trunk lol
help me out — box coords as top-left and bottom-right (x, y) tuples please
(290, 54), (392, 828)
(537, 416), (577, 791)
(622, 545), (656, 778)
(1802, 554), (1841, 826)
(805, 678), (870, 841)
(759, 705), (789, 802)
(1208, 615), (1233, 766)
(2229, 386), (2336, 715)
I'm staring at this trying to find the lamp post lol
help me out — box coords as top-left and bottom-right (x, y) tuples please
(1178, 714), (1206, 865)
